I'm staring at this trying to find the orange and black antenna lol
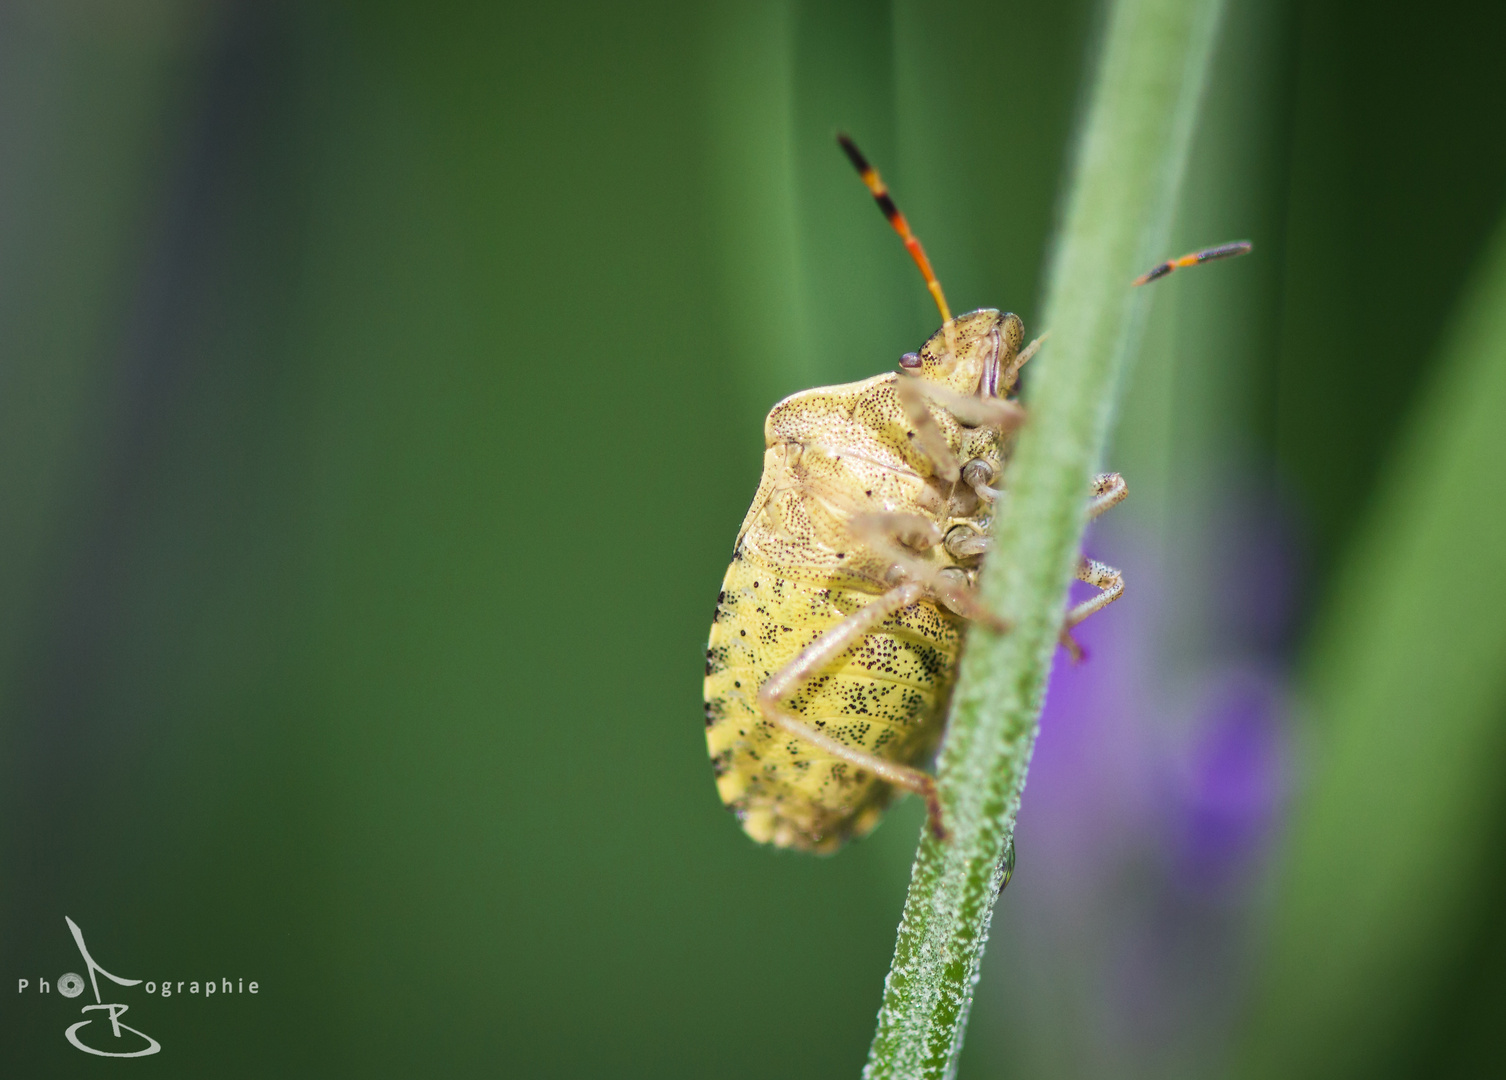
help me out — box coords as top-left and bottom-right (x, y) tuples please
(838, 133), (951, 323)
(1133, 240), (1252, 286)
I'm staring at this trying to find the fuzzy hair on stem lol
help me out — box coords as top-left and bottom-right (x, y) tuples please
(862, 0), (1228, 1075)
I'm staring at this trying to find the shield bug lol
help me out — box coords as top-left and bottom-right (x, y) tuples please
(704, 135), (1249, 852)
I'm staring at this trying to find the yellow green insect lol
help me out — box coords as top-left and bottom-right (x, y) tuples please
(704, 135), (1250, 853)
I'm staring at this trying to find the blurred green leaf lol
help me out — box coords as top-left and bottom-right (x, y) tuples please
(0, 2), (205, 702)
(1238, 211), (1506, 1078)
(704, 0), (807, 420)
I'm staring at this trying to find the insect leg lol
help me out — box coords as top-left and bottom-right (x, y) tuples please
(943, 522), (989, 560)
(1088, 472), (1127, 520)
(942, 473), (1121, 563)
(1000, 331), (1047, 392)
(1052, 473), (1130, 658)
(905, 378), (1026, 431)
(962, 458), (1001, 504)
(1065, 557), (1124, 628)
(1059, 556), (1125, 660)
(850, 514), (1009, 632)
(849, 511), (942, 552)
(926, 573), (1008, 632)
(756, 581), (949, 839)
(894, 377), (961, 482)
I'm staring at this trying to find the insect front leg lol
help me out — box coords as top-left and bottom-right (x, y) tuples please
(894, 377), (961, 482)
(902, 377), (1026, 431)
(999, 332), (1047, 391)
(755, 581), (950, 839)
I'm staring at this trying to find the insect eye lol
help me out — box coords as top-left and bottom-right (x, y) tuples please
(899, 352), (923, 370)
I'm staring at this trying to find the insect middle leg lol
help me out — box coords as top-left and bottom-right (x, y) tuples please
(1073, 471), (1127, 625)
(937, 471), (1128, 637)
(1065, 556), (1124, 631)
(755, 581), (949, 838)
(1059, 473), (1127, 658)
(1088, 471), (1127, 519)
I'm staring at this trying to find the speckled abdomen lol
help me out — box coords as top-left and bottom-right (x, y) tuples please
(703, 547), (962, 852)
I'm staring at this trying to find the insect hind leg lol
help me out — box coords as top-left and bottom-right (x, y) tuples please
(755, 581), (948, 839)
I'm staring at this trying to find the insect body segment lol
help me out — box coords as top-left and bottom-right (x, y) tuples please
(705, 311), (1024, 851)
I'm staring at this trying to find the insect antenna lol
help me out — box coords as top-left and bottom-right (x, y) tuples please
(1133, 240), (1252, 285)
(837, 133), (951, 323)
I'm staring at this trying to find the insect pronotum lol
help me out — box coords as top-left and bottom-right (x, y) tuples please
(703, 135), (1250, 853)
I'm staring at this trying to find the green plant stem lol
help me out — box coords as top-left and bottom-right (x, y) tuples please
(862, 0), (1225, 1075)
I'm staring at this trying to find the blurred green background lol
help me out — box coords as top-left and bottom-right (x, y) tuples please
(2, 1), (1504, 1077)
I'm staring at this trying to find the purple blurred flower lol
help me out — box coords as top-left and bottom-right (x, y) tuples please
(1019, 533), (1290, 899)
(986, 519), (1296, 1078)
(1168, 669), (1288, 893)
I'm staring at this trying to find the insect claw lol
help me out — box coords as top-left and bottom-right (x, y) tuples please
(928, 575), (1010, 633)
(1059, 629), (1088, 663)
(979, 610), (1012, 635)
(920, 778), (949, 841)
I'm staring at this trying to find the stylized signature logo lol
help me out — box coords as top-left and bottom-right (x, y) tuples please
(60, 916), (161, 1058)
